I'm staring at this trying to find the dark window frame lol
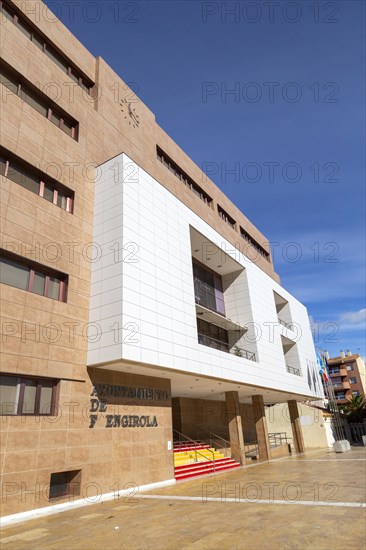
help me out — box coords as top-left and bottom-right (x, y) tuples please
(0, 373), (59, 416)
(0, 0), (94, 95)
(0, 62), (79, 141)
(217, 205), (237, 230)
(0, 250), (68, 302)
(1, 148), (74, 213)
(240, 226), (270, 260)
(49, 470), (81, 500)
(157, 147), (213, 207)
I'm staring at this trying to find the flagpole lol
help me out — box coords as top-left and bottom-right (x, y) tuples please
(317, 348), (345, 442)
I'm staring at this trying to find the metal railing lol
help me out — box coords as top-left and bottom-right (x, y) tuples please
(173, 429), (216, 472)
(197, 424), (258, 460)
(196, 425), (232, 457)
(268, 432), (290, 447)
(348, 422), (366, 444)
(286, 365), (302, 376)
(230, 347), (256, 361)
(197, 334), (256, 361)
(278, 318), (294, 330)
(198, 333), (230, 353)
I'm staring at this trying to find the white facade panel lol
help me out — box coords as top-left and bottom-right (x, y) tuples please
(88, 153), (323, 399)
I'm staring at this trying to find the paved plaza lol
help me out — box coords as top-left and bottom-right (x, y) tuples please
(1, 447), (365, 550)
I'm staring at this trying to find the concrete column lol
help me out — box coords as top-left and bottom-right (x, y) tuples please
(288, 400), (305, 453)
(225, 391), (246, 465)
(252, 395), (271, 461)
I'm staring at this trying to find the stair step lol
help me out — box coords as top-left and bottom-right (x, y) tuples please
(174, 457), (225, 467)
(174, 453), (226, 466)
(174, 450), (220, 458)
(175, 457), (235, 472)
(173, 441), (206, 447)
(175, 462), (240, 480)
(173, 445), (210, 453)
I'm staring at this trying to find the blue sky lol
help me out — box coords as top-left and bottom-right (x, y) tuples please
(44, 0), (365, 359)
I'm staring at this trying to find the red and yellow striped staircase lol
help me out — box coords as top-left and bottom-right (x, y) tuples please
(174, 440), (241, 480)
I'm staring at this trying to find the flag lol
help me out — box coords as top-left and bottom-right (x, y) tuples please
(317, 353), (329, 382)
(322, 354), (329, 382)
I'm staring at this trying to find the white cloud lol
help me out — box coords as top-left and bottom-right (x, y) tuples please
(309, 309), (366, 334)
(339, 308), (366, 328)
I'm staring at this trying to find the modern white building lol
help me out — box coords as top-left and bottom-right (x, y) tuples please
(89, 154), (322, 406)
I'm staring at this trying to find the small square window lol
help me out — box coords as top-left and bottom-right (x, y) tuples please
(49, 470), (81, 500)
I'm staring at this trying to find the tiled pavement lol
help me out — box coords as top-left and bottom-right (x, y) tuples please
(1, 447), (365, 549)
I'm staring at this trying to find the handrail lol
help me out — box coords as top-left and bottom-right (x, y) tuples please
(198, 333), (230, 352)
(197, 424), (258, 460)
(173, 429), (216, 472)
(286, 365), (302, 376)
(197, 334), (256, 362)
(197, 424), (231, 448)
(268, 432), (291, 447)
(230, 347), (256, 361)
(278, 318), (294, 330)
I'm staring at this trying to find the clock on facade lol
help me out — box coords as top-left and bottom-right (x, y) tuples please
(120, 98), (140, 128)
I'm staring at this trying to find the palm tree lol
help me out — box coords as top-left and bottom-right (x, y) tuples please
(342, 394), (366, 423)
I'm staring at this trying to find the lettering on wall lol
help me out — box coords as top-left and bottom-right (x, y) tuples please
(89, 383), (167, 428)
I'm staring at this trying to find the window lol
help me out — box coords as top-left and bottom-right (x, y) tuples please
(157, 147), (213, 207)
(0, 63), (79, 141)
(44, 44), (69, 73)
(349, 377), (357, 385)
(217, 205), (236, 229)
(240, 226), (270, 260)
(0, 251), (68, 302)
(0, 374), (58, 415)
(1, 147), (74, 213)
(49, 470), (81, 500)
(1, 0), (13, 21)
(352, 391), (360, 397)
(17, 18), (32, 40)
(22, 87), (48, 117)
(0, 0), (94, 94)
(7, 162), (40, 194)
(329, 368), (340, 374)
(346, 365), (353, 371)
(0, 67), (18, 93)
(335, 393), (346, 400)
(193, 259), (225, 315)
(197, 318), (229, 352)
